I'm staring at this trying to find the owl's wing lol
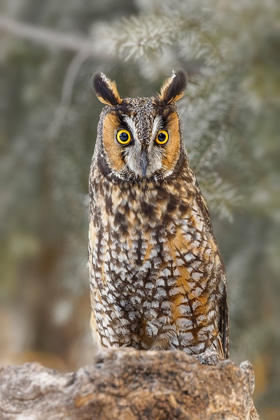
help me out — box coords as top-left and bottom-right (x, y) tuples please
(195, 184), (229, 358)
(219, 280), (229, 358)
(195, 188), (212, 232)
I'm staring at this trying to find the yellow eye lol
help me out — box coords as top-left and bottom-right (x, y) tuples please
(116, 129), (131, 145)
(156, 130), (169, 145)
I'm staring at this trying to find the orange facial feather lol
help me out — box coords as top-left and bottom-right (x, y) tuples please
(102, 113), (125, 172)
(162, 112), (181, 172)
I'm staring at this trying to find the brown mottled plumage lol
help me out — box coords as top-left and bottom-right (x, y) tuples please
(88, 71), (229, 361)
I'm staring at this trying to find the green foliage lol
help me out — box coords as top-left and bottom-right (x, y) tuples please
(0, 0), (279, 417)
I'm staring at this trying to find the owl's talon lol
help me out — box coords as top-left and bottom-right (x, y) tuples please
(195, 350), (221, 365)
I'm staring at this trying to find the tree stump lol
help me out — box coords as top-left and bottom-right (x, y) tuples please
(0, 348), (259, 419)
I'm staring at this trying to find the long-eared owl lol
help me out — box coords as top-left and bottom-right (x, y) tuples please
(88, 71), (229, 360)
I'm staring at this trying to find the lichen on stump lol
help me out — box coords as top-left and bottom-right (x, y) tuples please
(0, 348), (259, 420)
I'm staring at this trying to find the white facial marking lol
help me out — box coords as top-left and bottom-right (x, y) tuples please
(151, 115), (163, 141)
(123, 116), (139, 142)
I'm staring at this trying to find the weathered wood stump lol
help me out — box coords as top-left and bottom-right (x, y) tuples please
(0, 348), (259, 419)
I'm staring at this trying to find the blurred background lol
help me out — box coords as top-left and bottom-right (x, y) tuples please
(0, 0), (279, 418)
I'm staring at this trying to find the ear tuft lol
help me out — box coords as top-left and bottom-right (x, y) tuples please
(92, 73), (122, 106)
(156, 70), (187, 105)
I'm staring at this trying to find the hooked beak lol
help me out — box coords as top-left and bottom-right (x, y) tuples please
(140, 148), (148, 178)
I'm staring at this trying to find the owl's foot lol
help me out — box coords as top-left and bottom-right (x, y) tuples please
(149, 338), (172, 350)
(195, 350), (221, 365)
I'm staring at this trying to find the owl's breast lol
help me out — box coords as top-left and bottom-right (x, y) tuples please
(89, 176), (219, 287)
(89, 175), (225, 351)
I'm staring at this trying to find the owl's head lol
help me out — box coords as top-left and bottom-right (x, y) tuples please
(92, 71), (187, 182)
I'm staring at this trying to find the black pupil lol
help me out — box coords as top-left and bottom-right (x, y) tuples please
(119, 131), (129, 142)
(158, 132), (166, 142)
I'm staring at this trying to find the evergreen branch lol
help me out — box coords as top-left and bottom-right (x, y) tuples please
(200, 176), (243, 221)
(0, 15), (94, 53)
(47, 50), (92, 142)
